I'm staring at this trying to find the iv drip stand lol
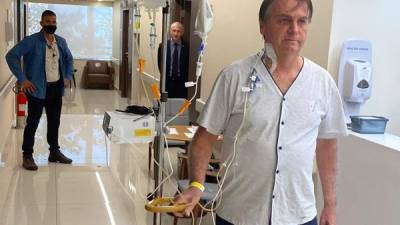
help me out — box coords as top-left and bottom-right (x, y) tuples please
(153, 1), (170, 225)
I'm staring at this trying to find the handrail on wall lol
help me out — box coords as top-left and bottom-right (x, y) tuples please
(0, 76), (16, 98)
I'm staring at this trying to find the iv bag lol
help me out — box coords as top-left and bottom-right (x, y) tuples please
(194, 0), (214, 40)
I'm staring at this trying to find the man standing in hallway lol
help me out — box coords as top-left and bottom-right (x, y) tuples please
(158, 22), (189, 98)
(6, 10), (73, 171)
(174, 0), (347, 225)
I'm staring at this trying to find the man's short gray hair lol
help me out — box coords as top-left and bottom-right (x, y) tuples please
(259, 0), (313, 23)
(171, 21), (184, 32)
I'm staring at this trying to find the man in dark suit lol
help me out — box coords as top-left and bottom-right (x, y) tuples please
(158, 22), (189, 98)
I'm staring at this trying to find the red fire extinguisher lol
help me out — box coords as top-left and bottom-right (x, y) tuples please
(17, 91), (27, 116)
(13, 84), (27, 128)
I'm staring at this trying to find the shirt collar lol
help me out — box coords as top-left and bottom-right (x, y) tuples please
(171, 39), (182, 45)
(42, 31), (57, 46)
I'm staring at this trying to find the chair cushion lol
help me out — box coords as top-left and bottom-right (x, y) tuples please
(87, 74), (111, 83)
(87, 73), (110, 78)
(178, 180), (218, 202)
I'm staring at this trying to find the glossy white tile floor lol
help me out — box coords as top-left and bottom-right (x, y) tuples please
(62, 88), (129, 114)
(0, 89), (214, 225)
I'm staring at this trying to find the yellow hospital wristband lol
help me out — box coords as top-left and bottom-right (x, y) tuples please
(189, 181), (205, 192)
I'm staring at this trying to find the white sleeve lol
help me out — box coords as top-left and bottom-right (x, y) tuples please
(318, 81), (349, 139)
(197, 70), (234, 135)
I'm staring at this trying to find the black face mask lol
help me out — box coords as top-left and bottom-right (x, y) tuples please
(43, 25), (57, 34)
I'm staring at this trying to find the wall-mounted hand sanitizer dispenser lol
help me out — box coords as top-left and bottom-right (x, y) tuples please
(342, 59), (372, 103)
(338, 39), (373, 123)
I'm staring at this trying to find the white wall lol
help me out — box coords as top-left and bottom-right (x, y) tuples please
(328, 0), (400, 135)
(301, 0), (333, 69)
(335, 133), (400, 225)
(0, 0), (16, 152)
(0, 0), (15, 91)
(199, 0), (263, 100)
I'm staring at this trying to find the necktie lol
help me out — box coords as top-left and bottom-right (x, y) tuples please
(171, 43), (179, 80)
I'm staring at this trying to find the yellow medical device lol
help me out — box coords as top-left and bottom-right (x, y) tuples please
(145, 197), (188, 213)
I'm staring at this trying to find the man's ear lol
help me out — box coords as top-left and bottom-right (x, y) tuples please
(40, 21), (43, 27)
(259, 25), (266, 40)
(260, 23), (266, 32)
(260, 21), (271, 42)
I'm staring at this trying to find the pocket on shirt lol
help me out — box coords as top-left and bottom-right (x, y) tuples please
(291, 99), (323, 128)
(242, 105), (278, 142)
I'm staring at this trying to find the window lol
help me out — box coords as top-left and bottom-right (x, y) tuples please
(27, 3), (113, 59)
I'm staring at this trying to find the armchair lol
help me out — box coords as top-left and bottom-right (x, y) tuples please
(82, 60), (114, 89)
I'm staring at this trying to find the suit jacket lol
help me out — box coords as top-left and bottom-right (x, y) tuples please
(157, 40), (189, 82)
(157, 40), (189, 98)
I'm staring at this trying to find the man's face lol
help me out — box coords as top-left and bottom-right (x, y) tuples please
(170, 24), (183, 42)
(260, 0), (310, 56)
(40, 15), (57, 28)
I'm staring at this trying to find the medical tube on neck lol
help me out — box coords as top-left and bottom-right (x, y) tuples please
(264, 42), (277, 73)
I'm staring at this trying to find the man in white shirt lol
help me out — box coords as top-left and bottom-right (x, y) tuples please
(174, 0), (347, 225)
(6, 10), (73, 170)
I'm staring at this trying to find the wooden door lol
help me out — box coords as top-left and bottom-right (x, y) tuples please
(119, 9), (130, 98)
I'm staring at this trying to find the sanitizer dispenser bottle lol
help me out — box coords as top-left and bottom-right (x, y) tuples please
(337, 39), (373, 123)
(342, 59), (372, 103)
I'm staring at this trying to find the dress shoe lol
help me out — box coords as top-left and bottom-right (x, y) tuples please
(48, 150), (73, 164)
(23, 156), (38, 171)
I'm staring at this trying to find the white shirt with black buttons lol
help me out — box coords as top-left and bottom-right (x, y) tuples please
(197, 50), (348, 225)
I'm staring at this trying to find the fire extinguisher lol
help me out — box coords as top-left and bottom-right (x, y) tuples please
(17, 91), (27, 116)
(13, 84), (27, 128)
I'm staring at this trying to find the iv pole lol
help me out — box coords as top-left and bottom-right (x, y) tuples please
(142, 0), (213, 223)
(146, 0), (214, 223)
(153, 1), (170, 225)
